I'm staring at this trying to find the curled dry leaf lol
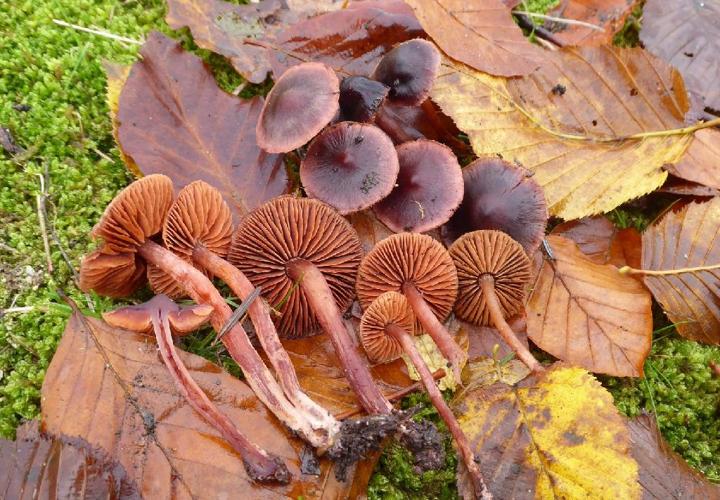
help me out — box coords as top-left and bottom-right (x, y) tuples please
(544, 0), (640, 46)
(452, 364), (639, 498)
(404, 0), (543, 77)
(432, 47), (698, 220)
(665, 129), (720, 190)
(628, 197), (720, 344)
(402, 328), (469, 392)
(629, 413), (720, 499)
(641, 0), (720, 110)
(526, 235), (652, 377)
(41, 309), (373, 498)
(116, 32), (290, 222)
(0, 420), (140, 499)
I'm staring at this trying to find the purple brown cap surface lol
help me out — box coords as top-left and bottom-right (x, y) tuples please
(339, 76), (390, 122)
(371, 39), (440, 106)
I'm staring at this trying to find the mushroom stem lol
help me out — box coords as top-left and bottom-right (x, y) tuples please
(150, 309), (290, 484)
(388, 324), (492, 500)
(402, 282), (466, 381)
(479, 275), (543, 373)
(287, 258), (393, 415)
(192, 246), (340, 436)
(136, 240), (325, 447)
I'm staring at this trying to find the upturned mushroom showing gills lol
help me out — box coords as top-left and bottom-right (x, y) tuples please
(162, 181), (338, 447)
(229, 196), (393, 416)
(373, 139), (463, 233)
(79, 175), (332, 460)
(256, 62), (340, 153)
(300, 122), (399, 214)
(103, 295), (291, 484)
(441, 157), (548, 254)
(360, 292), (492, 500)
(338, 76), (390, 122)
(449, 230), (543, 373)
(356, 233), (466, 380)
(371, 39), (441, 106)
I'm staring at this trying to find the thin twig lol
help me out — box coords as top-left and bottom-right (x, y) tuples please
(0, 306), (35, 317)
(619, 263), (720, 276)
(52, 19), (143, 45)
(214, 287), (262, 344)
(514, 12), (564, 47)
(514, 11), (605, 32)
(0, 241), (17, 254)
(36, 174), (53, 273)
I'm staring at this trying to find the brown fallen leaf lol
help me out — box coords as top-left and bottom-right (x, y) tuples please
(452, 364), (639, 498)
(526, 235), (652, 377)
(552, 216), (641, 269)
(455, 315), (529, 361)
(658, 177), (720, 198)
(41, 308), (372, 498)
(0, 420), (140, 499)
(404, 0), (543, 77)
(346, 210), (394, 254)
(641, 0), (720, 111)
(431, 47), (712, 220)
(544, 0), (640, 46)
(103, 61), (137, 176)
(117, 32), (290, 222)
(629, 413), (720, 499)
(665, 129), (720, 190)
(621, 197), (720, 344)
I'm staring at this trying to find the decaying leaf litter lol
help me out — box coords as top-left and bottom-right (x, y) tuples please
(2, 0), (720, 498)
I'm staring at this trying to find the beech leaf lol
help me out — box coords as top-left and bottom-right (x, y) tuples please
(545, 0), (641, 47)
(431, 47), (702, 219)
(641, 0), (720, 110)
(629, 197), (720, 344)
(404, 0), (543, 77)
(116, 32), (291, 221)
(41, 308), (372, 498)
(526, 235), (653, 377)
(458, 315), (530, 361)
(665, 129), (720, 190)
(452, 364), (639, 498)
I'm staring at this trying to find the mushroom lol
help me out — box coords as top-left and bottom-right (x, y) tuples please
(229, 196), (393, 415)
(441, 158), (548, 254)
(256, 62), (340, 153)
(161, 180), (339, 447)
(360, 292), (492, 499)
(356, 233), (466, 380)
(448, 230), (543, 373)
(300, 122), (399, 214)
(373, 139), (463, 233)
(79, 175), (330, 452)
(103, 295), (291, 484)
(371, 39), (440, 106)
(338, 76), (389, 122)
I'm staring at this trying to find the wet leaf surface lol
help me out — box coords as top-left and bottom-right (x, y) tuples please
(457, 315), (529, 361)
(637, 197), (720, 344)
(117, 32), (290, 221)
(665, 129), (720, 190)
(526, 235), (652, 377)
(545, 0), (640, 46)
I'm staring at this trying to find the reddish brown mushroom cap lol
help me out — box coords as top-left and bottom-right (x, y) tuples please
(339, 76), (390, 122)
(360, 291), (416, 364)
(79, 250), (147, 298)
(449, 230), (532, 325)
(441, 158), (548, 254)
(256, 62), (340, 153)
(102, 294), (213, 335)
(356, 233), (457, 324)
(373, 140), (463, 233)
(300, 122), (399, 214)
(228, 196), (362, 338)
(371, 39), (440, 106)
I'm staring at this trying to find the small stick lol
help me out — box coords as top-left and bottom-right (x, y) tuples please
(514, 11), (605, 31)
(215, 287), (262, 343)
(514, 12), (564, 47)
(542, 239), (555, 260)
(36, 174), (53, 273)
(52, 19), (143, 45)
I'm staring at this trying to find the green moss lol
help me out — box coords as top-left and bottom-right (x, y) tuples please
(613, 1), (644, 48)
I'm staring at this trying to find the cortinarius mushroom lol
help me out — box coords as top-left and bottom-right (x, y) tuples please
(360, 292), (491, 499)
(371, 39), (440, 106)
(356, 233), (466, 380)
(441, 158), (548, 254)
(338, 76), (390, 122)
(373, 139), (463, 233)
(448, 230), (543, 373)
(300, 122), (399, 214)
(103, 295), (290, 484)
(256, 62), (340, 153)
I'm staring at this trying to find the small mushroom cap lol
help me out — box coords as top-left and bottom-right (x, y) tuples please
(356, 232), (457, 326)
(228, 196), (362, 338)
(339, 76), (390, 122)
(371, 39), (440, 106)
(79, 250), (146, 298)
(147, 263), (194, 299)
(360, 291), (416, 364)
(373, 140), (463, 233)
(300, 122), (399, 214)
(256, 62), (340, 153)
(102, 294), (213, 336)
(448, 230), (531, 326)
(441, 158), (548, 254)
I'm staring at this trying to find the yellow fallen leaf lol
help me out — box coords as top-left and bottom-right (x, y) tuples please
(102, 61), (140, 177)
(402, 325), (469, 392)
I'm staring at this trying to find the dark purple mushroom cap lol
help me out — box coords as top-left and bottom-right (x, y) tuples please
(441, 158), (548, 254)
(371, 39), (440, 106)
(301, 122), (399, 214)
(256, 62), (340, 153)
(373, 139), (463, 233)
(339, 76), (390, 122)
